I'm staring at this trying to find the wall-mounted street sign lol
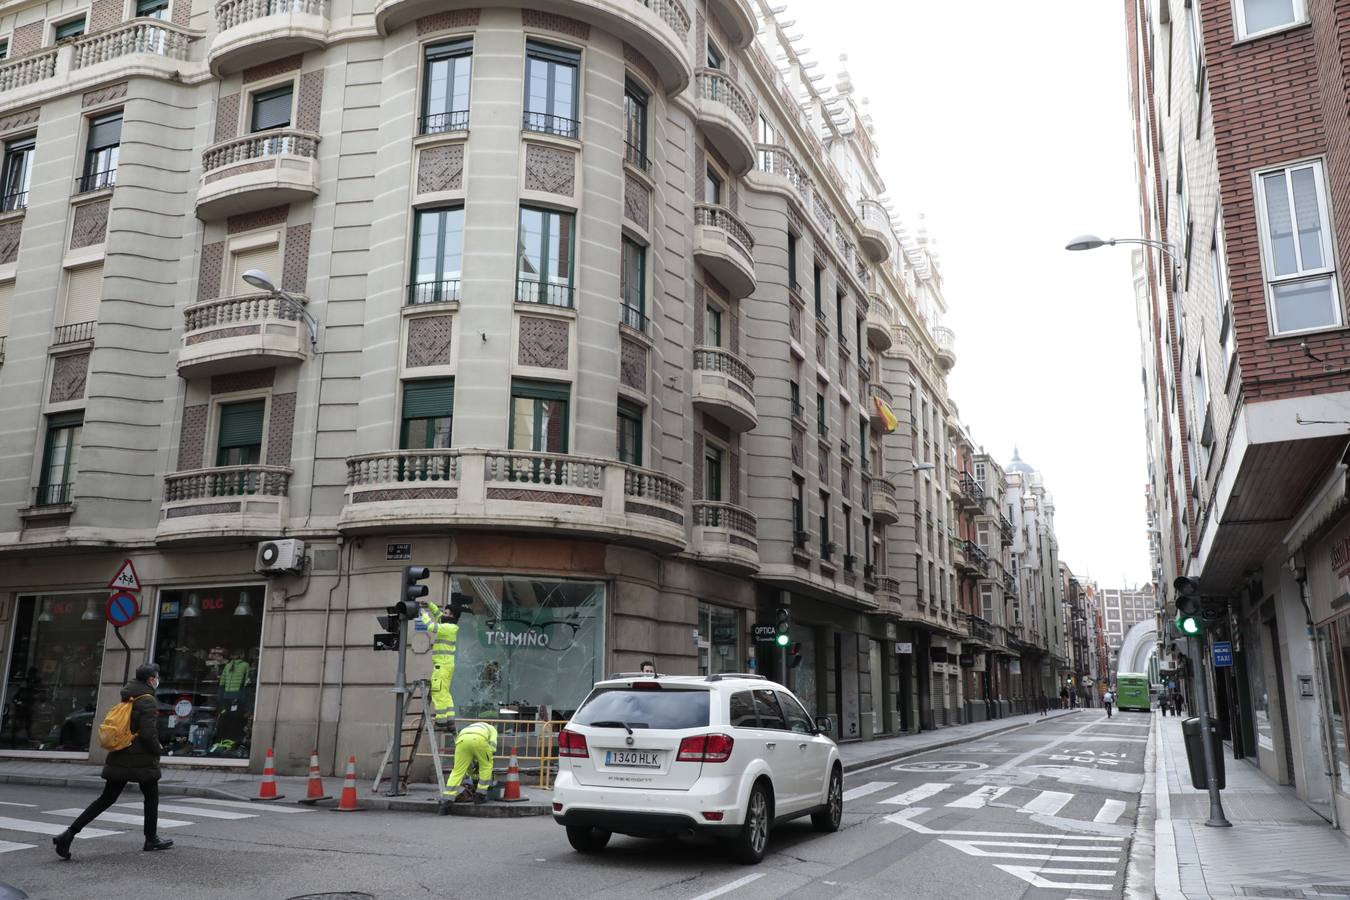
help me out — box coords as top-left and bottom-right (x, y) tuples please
(1211, 641), (1233, 667)
(385, 543), (412, 561)
(895, 642), (913, 654)
(108, 559), (141, 592)
(106, 591), (140, 627)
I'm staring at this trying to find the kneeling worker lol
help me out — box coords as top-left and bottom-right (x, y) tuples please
(439, 721), (498, 814)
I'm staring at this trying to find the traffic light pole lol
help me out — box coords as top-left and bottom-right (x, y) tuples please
(385, 617), (409, 797)
(1191, 633), (1231, 827)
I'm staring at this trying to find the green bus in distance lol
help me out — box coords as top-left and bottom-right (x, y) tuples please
(1116, 672), (1151, 712)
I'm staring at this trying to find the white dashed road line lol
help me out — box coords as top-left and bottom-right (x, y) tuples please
(45, 809), (194, 829)
(126, 803), (254, 820)
(1092, 798), (1127, 823)
(177, 797), (311, 813)
(0, 816), (119, 839)
(686, 872), (765, 900)
(880, 782), (951, 806)
(842, 781), (895, 802)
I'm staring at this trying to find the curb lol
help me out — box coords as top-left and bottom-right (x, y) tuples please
(1124, 711), (1158, 900)
(840, 709), (1083, 774)
(0, 772), (245, 802)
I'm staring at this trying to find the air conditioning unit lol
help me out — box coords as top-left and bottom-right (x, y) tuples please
(256, 539), (306, 575)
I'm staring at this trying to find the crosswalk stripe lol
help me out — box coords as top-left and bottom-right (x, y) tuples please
(1093, 799), (1127, 824)
(843, 781), (895, 802)
(45, 809), (193, 829)
(961, 840), (1117, 853)
(0, 815), (119, 839)
(940, 840), (1119, 863)
(0, 801), (37, 808)
(880, 783), (950, 806)
(947, 785), (1010, 809)
(1020, 790), (1073, 817)
(0, 840), (36, 853)
(175, 798), (310, 814)
(126, 803), (254, 820)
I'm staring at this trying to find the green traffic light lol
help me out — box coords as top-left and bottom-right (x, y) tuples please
(1177, 614), (1201, 636)
(776, 633), (791, 647)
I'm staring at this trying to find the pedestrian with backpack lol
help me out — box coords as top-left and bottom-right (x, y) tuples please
(53, 663), (173, 859)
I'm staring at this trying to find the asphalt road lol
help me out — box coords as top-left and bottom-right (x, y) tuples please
(0, 709), (1146, 900)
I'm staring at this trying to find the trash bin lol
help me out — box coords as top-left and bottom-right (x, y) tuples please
(1182, 716), (1226, 790)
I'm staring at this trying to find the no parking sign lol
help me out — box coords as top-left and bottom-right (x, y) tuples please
(106, 591), (140, 627)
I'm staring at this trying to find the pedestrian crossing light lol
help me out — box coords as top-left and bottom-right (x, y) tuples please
(1173, 576), (1203, 637)
(775, 607), (791, 647)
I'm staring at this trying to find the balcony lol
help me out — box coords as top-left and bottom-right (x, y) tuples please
(957, 471), (984, 509)
(197, 129), (320, 220)
(932, 325), (956, 371)
(874, 575), (902, 616)
(750, 144), (810, 204)
(690, 501), (759, 574)
(693, 203), (756, 298)
(865, 308), (893, 351)
(999, 512), (1015, 545)
(692, 346), (757, 433)
(178, 293), (309, 377)
(856, 199), (892, 263)
(210, 0), (328, 76)
(339, 449), (687, 551)
(1003, 571), (1019, 599)
(74, 19), (196, 70)
(0, 49), (58, 94)
(870, 478), (899, 525)
(707, 0), (755, 47)
(694, 70), (756, 176)
(963, 540), (991, 576)
(52, 321), (96, 348)
(157, 465), (291, 543)
(868, 382), (894, 433)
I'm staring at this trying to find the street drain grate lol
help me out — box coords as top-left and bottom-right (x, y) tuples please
(287, 894), (375, 900)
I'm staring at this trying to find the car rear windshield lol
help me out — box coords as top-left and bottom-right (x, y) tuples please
(573, 687), (711, 729)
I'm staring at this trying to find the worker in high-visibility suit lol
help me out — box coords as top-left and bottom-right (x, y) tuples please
(419, 599), (460, 732)
(438, 722), (497, 814)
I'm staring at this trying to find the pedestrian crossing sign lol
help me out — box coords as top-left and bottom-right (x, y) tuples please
(108, 559), (141, 592)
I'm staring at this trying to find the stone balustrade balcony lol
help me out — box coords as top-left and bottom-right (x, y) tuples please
(692, 345), (757, 433)
(197, 129), (320, 220)
(210, 0), (328, 75)
(866, 308), (893, 352)
(870, 477), (899, 525)
(694, 69), (756, 175)
(856, 198), (893, 263)
(750, 143), (811, 203)
(339, 448), (687, 551)
(932, 325), (956, 370)
(157, 464), (291, 543)
(690, 500), (759, 574)
(693, 203), (756, 298)
(178, 293), (309, 377)
(74, 19), (196, 69)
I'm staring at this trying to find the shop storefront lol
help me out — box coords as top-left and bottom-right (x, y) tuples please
(1, 592), (108, 753)
(696, 601), (741, 677)
(446, 574), (604, 721)
(151, 584), (266, 761)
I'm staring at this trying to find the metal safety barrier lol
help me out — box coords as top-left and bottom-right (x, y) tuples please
(417, 717), (566, 789)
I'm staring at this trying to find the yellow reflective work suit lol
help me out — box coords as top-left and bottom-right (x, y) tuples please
(419, 602), (458, 724)
(443, 722), (497, 797)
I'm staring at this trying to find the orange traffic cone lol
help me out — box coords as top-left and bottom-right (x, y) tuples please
(332, 755), (360, 812)
(298, 750), (330, 805)
(501, 747), (526, 802)
(252, 747), (285, 802)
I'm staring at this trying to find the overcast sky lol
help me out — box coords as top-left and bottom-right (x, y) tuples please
(788, 1), (1151, 587)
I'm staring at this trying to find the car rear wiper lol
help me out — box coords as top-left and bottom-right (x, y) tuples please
(590, 720), (634, 735)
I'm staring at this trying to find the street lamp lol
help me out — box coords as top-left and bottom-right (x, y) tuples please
(1065, 234), (1180, 281)
(911, 462), (936, 472)
(241, 268), (319, 352)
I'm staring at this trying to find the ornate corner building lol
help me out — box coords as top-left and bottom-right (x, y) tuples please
(0, 0), (1069, 773)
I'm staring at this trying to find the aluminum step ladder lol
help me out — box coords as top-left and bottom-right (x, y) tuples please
(372, 678), (445, 796)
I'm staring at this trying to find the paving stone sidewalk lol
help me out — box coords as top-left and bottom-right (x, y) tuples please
(0, 708), (1079, 815)
(1151, 712), (1350, 899)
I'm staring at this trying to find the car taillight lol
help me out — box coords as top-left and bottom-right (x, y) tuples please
(677, 733), (734, 763)
(558, 728), (589, 758)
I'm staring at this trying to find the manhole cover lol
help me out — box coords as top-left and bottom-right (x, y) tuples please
(287, 894), (375, 900)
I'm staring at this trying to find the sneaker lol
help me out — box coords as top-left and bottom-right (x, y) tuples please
(53, 831), (73, 860)
(143, 837), (174, 852)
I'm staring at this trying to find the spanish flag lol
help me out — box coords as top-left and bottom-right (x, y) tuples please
(873, 396), (898, 433)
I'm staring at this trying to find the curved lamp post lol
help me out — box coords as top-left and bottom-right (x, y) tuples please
(241, 268), (319, 352)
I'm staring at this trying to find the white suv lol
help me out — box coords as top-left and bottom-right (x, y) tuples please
(551, 673), (843, 864)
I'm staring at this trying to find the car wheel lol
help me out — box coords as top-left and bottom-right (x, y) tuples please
(811, 767), (843, 833)
(732, 782), (771, 865)
(566, 825), (611, 853)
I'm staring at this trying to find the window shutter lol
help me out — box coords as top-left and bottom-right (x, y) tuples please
(87, 114), (122, 151)
(230, 243), (280, 296)
(217, 400), (265, 449)
(402, 378), (455, 419)
(63, 263), (103, 326)
(0, 280), (11, 336)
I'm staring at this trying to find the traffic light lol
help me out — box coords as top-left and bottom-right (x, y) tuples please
(448, 590), (474, 622)
(790, 642), (804, 669)
(374, 607), (401, 651)
(401, 565), (430, 615)
(1174, 576), (1202, 637)
(775, 608), (791, 648)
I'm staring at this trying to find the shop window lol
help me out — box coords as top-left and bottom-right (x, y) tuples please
(510, 378), (569, 456)
(616, 399), (642, 465)
(1325, 618), (1350, 789)
(54, 17), (86, 41)
(79, 111), (121, 193)
(136, 0), (170, 18)
(523, 40), (579, 138)
(623, 78), (648, 170)
(2, 136), (34, 212)
(0, 593), (108, 751)
(697, 602), (739, 676)
(38, 412), (82, 506)
(250, 83), (293, 133)
(410, 206), (464, 304)
(448, 574), (603, 719)
(400, 378), (454, 450)
(621, 237), (646, 331)
(151, 585), (265, 760)
(421, 39), (472, 134)
(517, 206), (575, 307)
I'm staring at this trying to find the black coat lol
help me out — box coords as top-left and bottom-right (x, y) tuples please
(102, 680), (162, 784)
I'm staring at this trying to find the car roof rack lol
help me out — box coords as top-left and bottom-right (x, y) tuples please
(704, 673), (767, 682)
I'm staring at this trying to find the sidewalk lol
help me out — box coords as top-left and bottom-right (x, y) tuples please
(0, 708), (1080, 814)
(1149, 712), (1350, 899)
